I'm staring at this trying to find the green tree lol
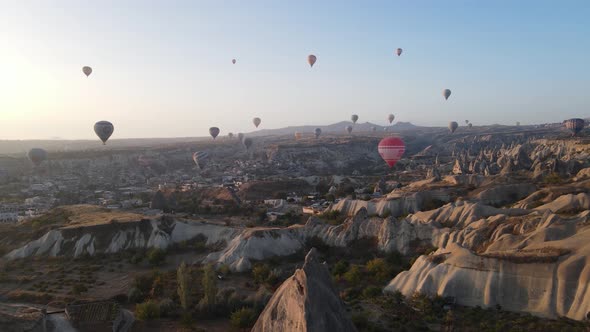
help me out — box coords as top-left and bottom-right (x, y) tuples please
(252, 264), (271, 284)
(177, 262), (192, 311)
(202, 264), (217, 310)
(230, 307), (257, 329)
(147, 248), (166, 266)
(366, 258), (392, 282)
(332, 259), (349, 276)
(343, 265), (362, 284)
(135, 300), (160, 320)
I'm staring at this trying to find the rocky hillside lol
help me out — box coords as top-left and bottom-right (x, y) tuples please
(252, 248), (357, 332)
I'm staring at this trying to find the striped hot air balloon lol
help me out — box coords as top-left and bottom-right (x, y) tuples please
(378, 137), (405, 168)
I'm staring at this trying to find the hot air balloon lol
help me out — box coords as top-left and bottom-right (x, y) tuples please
(82, 66), (92, 77)
(238, 133), (245, 142)
(516, 121), (521, 126)
(308, 54), (317, 67)
(314, 128), (322, 139)
(564, 118), (585, 136)
(209, 127), (220, 140)
(192, 151), (209, 170)
(28, 148), (47, 166)
(448, 121), (458, 134)
(228, 132), (234, 139)
(443, 89), (451, 100)
(294, 132), (302, 140)
(346, 125), (353, 134)
(232, 59), (236, 64)
(378, 137), (405, 168)
(465, 120), (469, 124)
(243, 137), (253, 150)
(253, 117), (261, 128)
(351, 114), (359, 124)
(94, 121), (114, 145)
(388, 114), (395, 124)
(396, 48), (403, 56)
(468, 123), (473, 129)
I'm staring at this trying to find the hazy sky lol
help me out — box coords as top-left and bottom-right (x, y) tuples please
(1, 0), (589, 139)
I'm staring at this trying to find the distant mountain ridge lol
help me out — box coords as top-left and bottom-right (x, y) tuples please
(248, 121), (421, 136)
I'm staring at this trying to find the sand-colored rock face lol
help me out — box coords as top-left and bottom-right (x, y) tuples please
(252, 248), (357, 332)
(5, 218), (235, 260)
(386, 209), (590, 321)
(330, 190), (451, 218)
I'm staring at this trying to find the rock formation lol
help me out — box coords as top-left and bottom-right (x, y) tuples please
(252, 248), (357, 332)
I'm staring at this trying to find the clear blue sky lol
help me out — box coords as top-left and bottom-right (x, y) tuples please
(1, 0), (589, 139)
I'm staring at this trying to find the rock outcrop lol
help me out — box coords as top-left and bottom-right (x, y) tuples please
(252, 248), (357, 332)
(0, 303), (45, 332)
(385, 210), (590, 321)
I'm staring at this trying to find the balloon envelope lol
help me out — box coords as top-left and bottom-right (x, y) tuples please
(351, 114), (359, 124)
(314, 128), (322, 139)
(192, 151), (209, 169)
(346, 125), (353, 134)
(448, 121), (458, 133)
(228, 132), (234, 138)
(564, 118), (585, 136)
(82, 66), (92, 77)
(378, 137), (405, 168)
(94, 121), (114, 144)
(209, 127), (220, 139)
(396, 48), (403, 56)
(443, 89), (452, 100)
(253, 117), (261, 128)
(28, 148), (47, 166)
(308, 54), (317, 67)
(388, 114), (395, 124)
(232, 59), (236, 64)
(468, 123), (473, 128)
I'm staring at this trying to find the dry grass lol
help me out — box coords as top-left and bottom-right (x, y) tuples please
(59, 205), (145, 228)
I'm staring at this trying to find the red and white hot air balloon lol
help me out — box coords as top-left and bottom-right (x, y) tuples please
(378, 136), (405, 168)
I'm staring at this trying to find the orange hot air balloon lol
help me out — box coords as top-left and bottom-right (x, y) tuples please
(308, 54), (317, 67)
(378, 136), (405, 168)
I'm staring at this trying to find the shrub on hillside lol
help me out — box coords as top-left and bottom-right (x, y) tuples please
(343, 265), (362, 284)
(158, 298), (176, 317)
(135, 300), (160, 320)
(252, 264), (271, 284)
(147, 248), (166, 266)
(362, 286), (382, 299)
(331, 259), (349, 276)
(230, 307), (257, 329)
(72, 283), (87, 295)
